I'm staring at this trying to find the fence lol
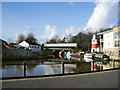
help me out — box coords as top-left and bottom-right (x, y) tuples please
(2, 48), (32, 56)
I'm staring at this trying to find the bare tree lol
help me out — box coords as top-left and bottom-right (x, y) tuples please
(26, 33), (37, 43)
(16, 33), (38, 44)
(16, 33), (26, 43)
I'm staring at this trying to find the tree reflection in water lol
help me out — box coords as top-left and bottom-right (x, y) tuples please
(26, 64), (37, 74)
(72, 62), (91, 73)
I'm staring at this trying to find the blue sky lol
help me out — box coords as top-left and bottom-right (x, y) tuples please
(2, 1), (118, 43)
(2, 2), (95, 43)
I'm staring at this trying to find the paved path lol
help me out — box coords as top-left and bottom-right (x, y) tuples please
(2, 70), (119, 88)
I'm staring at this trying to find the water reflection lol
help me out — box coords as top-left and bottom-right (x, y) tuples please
(1, 58), (120, 78)
(2, 65), (24, 77)
(73, 62), (91, 72)
(71, 56), (120, 69)
(26, 65), (60, 76)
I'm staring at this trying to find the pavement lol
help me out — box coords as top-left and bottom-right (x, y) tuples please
(2, 70), (119, 88)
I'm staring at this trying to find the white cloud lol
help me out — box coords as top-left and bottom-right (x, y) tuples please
(37, 25), (80, 43)
(24, 25), (35, 31)
(14, 24), (81, 44)
(84, 0), (118, 32)
(38, 25), (58, 42)
(60, 26), (80, 40)
(65, 26), (79, 36)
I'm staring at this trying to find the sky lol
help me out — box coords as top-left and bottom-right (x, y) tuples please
(2, 0), (119, 44)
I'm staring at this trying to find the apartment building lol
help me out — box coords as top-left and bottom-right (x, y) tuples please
(97, 25), (120, 60)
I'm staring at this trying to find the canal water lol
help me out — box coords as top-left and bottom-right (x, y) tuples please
(1, 57), (120, 78)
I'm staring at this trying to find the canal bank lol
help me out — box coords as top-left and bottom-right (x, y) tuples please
(2, 69), (119, 88)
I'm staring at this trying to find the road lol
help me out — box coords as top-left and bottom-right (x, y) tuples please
(2, 70), (119, 88)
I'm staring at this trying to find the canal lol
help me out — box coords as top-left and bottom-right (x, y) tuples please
(1, 57), (120, 78)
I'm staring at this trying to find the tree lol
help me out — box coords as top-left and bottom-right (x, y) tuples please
(69, 31), (94, 52)
(48, 38), (57, 43)
(63, 34), (72, 43)
(16, 33), (38, 44)
(16, 33), (25, 43)
(47, 35), (62, 43)
(26, 33), (37, 43)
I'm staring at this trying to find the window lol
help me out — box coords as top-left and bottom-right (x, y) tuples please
(114, 32), (118, 39)
(114, 32), (120, 39)
(119, 41), (120, 47)
(114, 40), (120, 47)
(115, 41), (118, 47)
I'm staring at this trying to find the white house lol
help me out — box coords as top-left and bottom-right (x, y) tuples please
(19, 41), (41, 54)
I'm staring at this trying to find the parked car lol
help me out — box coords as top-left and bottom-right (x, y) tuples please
(84, 53), (93, 62)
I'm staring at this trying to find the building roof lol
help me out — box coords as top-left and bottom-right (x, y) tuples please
(97, 25), (120, 35)
(0, 39), (8, 45)
(9, 43), (18, 45)
(112, 24), (120, 28)
(27, 42), (40, 45)
(97, 29), (113, 35)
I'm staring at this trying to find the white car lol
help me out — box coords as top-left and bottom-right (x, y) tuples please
(84, 53), (93, 62)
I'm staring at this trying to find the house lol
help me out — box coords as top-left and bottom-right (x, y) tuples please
(0, 39), (32, 56)
(9, 43), (21, 49)
(97, 25), (120, 60)
(0, 39), (9, 56)
(19, 41), (41, 54)
(0, 39), (10, 48)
